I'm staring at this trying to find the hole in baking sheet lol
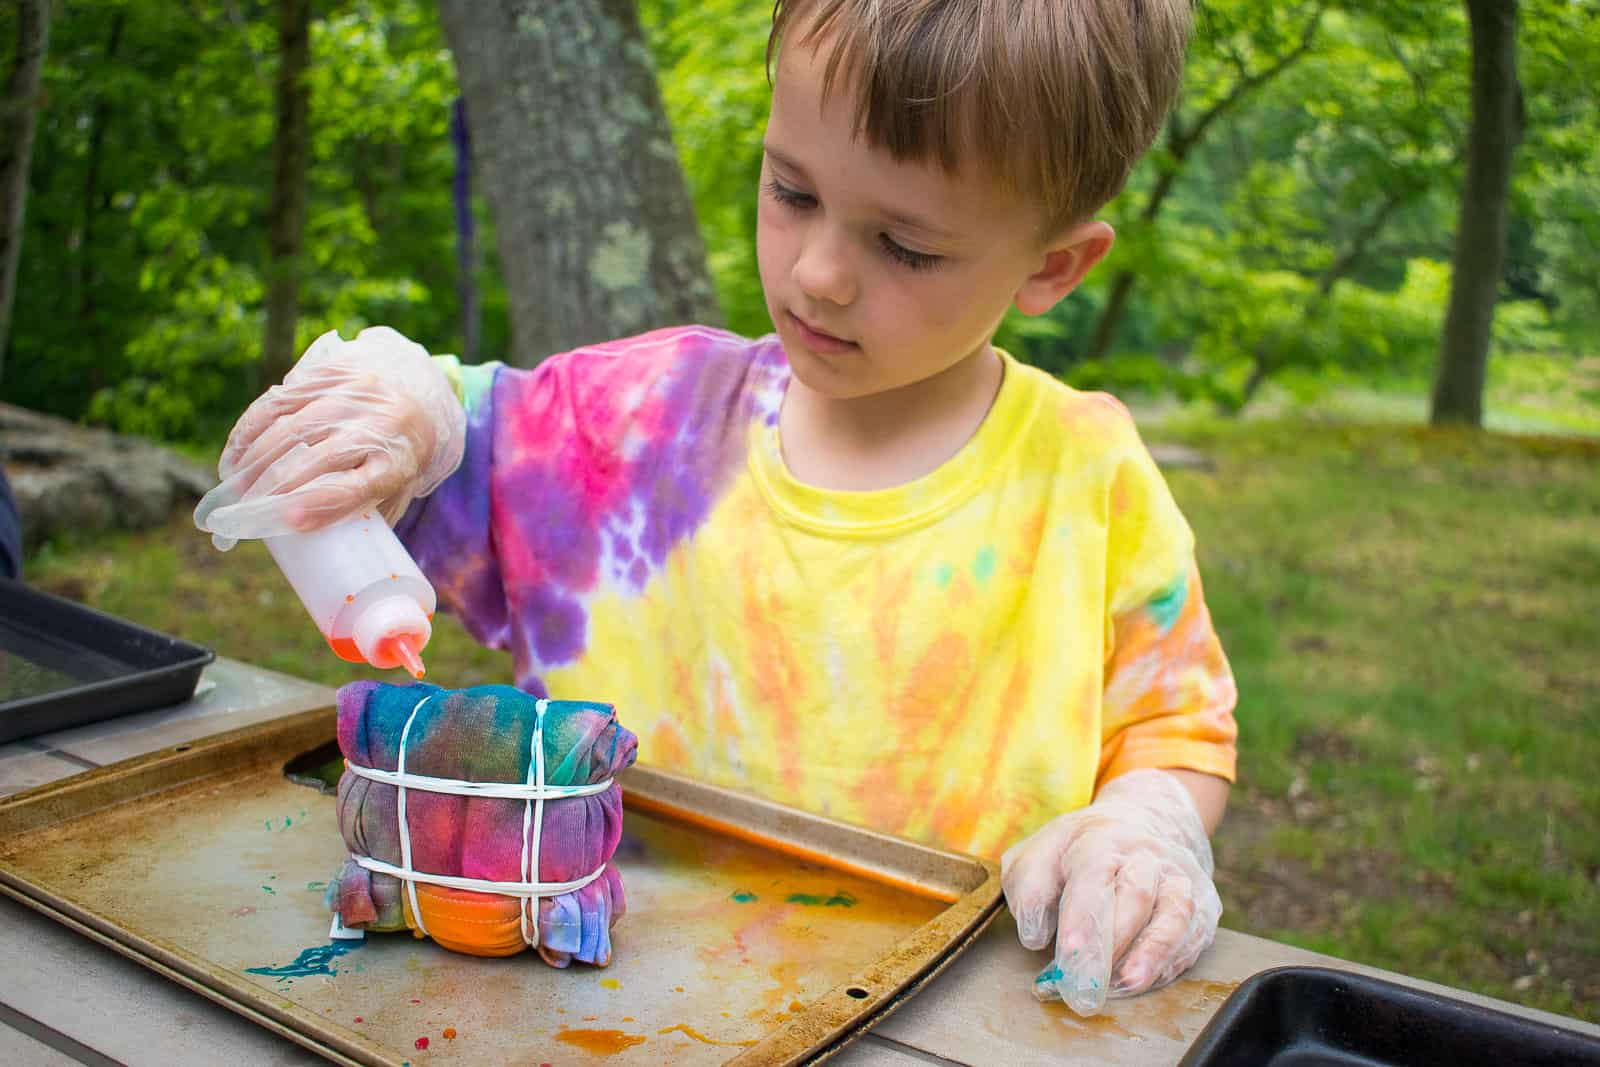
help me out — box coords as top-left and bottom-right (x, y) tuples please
(846, 987), (869, 999)
(284, 740), (344, 795)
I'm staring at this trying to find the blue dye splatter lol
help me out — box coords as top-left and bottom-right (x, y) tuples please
(730, 891), (758, 903)
(246, 940), (364, 980)
(1146, 571), (1189, 632)
(972, 546), (997, 584)
(1035, 964), (1064, 986)
(934, 563), (955, 589)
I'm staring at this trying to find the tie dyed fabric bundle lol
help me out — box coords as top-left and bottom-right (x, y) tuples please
(327, 681), (637, 966)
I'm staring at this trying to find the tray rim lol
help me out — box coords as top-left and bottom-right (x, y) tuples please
(0, 705), (1003, 1067)
(0, 577), (216, 739)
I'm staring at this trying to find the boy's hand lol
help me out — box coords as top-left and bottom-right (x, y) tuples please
(1000, 768), (1221, 1017)
(194, 327), (465, 549)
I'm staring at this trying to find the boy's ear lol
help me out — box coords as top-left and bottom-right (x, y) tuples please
(1013, 221), (1115, 316)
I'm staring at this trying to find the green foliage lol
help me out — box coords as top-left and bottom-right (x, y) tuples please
(641, 0), (773, 336)
(6, 0), (505, 442)
(641, 0), (1600, 410)
(5, 0), (1597, 441)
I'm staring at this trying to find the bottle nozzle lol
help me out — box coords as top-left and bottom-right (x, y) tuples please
(394, 638), (426, 680)
(353, 595), (433, 677)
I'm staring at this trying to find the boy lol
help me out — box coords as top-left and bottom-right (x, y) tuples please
(200, 0), (1236, 1017)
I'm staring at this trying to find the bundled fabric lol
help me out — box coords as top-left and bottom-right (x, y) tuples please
(327, 681), (637, 966)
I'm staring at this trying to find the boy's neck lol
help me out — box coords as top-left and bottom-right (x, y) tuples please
(778, 344), (1005, 492)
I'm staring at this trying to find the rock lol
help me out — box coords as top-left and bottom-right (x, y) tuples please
(0, 402), (215, 549)
(1149, 442), (1214, 471)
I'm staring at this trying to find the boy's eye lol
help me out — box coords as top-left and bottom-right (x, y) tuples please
(878, 234), (943, 272)
(764, 179), (816, 210)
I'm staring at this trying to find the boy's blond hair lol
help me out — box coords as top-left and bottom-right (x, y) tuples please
(769, 0), (1192, 235)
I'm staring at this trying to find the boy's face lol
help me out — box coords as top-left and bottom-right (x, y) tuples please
(757, 39), (1108, 402)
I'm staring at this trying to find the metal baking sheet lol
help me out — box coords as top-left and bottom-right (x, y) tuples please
(0, 707), (1001, 1065)
(0, 579), (214, 743)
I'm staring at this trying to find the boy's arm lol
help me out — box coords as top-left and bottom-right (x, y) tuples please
(1167, 768), (1229, 834)
(391, 354), (515, 651)
(1005, 411), (1238, 1017)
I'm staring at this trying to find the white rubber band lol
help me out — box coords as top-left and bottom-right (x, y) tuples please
(352, 693), (611, 949)
(521, 700), (548, 948)
(342, 761), (612, 800)
(350, 854), (608, 898)
(394, 695), (429, 939)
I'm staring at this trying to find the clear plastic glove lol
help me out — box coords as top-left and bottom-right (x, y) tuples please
(194, 327), (465, 550)
(1001, 768), (1221, 1016)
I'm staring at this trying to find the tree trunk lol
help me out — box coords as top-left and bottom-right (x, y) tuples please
(1085, 270), (1137, 362)
(451, 97), (480, 365)
(0, 0), (51, 384)
(1430, 0), (1521, 427)
(436, 0), (720, 366)
(262, 0), (312, 387)
(77, 11), (125, 397)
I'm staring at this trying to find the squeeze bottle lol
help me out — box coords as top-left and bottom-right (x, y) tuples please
(264, 512), (435, 678)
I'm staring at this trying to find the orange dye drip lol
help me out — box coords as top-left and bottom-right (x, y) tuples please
(554, 1028), (647, 1054)
(623, 791), (962, 903)
(658, 1024), (757, 1048)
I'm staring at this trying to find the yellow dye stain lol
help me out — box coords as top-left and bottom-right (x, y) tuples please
(599, 978), (621, 990)
(658, 1024), (757, 1048)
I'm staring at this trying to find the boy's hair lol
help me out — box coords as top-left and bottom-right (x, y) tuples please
(768, 0), (1192, 235)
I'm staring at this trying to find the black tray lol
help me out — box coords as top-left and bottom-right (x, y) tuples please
(1180, 965), (1600, 1066)
(0, 579), (214, 744)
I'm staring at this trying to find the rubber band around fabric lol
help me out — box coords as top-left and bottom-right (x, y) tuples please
(346, 693), (612, 949)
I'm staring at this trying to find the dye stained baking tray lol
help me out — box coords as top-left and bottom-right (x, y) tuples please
(0, 706), (1001, 1065)
(1178, 965), (1600, 1066)
(0, 579), (214, 744)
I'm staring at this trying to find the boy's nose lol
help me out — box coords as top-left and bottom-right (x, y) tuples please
(792, 226), (857, 307)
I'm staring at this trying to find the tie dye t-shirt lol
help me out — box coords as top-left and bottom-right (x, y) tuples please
(397, 326), (1237, 860)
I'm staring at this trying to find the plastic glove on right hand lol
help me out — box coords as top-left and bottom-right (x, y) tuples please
(1000, 768), (1222, 1017)
(194, 327), (465, 549)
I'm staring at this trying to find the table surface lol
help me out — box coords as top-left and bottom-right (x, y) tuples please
(2, 657), (1595, 1066)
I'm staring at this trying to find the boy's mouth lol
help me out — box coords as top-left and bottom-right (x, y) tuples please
(787, 311), (857, 355)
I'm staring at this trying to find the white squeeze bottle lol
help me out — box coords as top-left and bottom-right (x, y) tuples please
(264, 511), (434, 678)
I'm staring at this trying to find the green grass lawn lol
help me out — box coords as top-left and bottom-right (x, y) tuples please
(22, 417), (1600, 1022)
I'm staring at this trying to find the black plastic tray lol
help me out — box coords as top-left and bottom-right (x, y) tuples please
(1180, 965), (1600, 1066)
(0, 579), (214, 744)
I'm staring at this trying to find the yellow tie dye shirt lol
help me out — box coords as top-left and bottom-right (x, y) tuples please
(399, 327), (1237, 860)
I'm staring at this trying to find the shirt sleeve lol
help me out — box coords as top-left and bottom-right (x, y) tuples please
(394, 354), (515, 653)
(1095, 420), (1238, 788)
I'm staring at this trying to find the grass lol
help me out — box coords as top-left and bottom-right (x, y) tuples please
(1156, 418), (1599, 1022)
(21, 417), (1600, 1023)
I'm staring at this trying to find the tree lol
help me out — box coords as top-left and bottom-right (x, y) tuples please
(0, 0), (51, 382)
(1083, 1), (1328, 362)
(1431, 0), (1523, 426)
(263, 0), (313, 387)
(436, 0), (719, 366)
